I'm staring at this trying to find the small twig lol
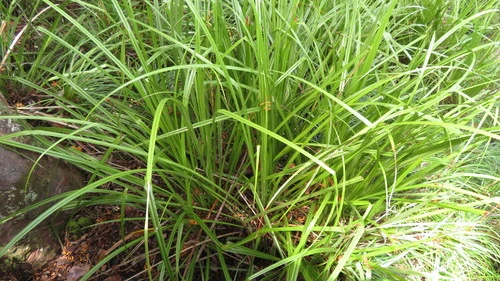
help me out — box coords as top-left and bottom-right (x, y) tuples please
(0, 21), (7, 37)
(98, 228), (156, 261)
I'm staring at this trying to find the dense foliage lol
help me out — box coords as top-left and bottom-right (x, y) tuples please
(1, 0), (499, 280)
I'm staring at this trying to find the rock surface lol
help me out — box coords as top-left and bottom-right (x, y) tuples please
(0, 93), (84, 269)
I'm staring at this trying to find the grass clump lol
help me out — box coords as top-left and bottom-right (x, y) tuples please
(0, 0), (499, 280)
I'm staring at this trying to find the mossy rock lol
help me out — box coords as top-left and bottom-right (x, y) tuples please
(0, 92), (84, 272)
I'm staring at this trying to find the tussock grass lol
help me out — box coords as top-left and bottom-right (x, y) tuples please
(1, 0), (499, 280)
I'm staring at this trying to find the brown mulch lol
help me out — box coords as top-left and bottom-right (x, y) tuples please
(33, 206), (151, 281)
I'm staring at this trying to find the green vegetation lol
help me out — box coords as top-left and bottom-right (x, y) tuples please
(67, 216), (93, 237)
(1, 0), (499, 280)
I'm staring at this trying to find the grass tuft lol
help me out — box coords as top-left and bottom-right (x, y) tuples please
(0, 0), (499, 280)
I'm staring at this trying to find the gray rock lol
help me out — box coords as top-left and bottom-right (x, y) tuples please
(0, 92), (84, 269)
